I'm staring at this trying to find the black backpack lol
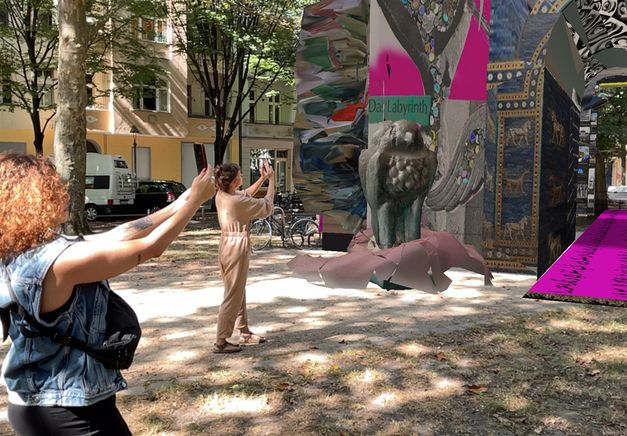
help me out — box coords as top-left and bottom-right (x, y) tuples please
(1, 286), (141, 370)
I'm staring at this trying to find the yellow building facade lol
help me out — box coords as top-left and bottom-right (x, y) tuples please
(0, 20), (295, 191)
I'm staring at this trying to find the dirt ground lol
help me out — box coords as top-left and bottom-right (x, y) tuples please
(0, 218), (625, 435)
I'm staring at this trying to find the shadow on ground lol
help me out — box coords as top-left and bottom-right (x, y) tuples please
(0, 221), (625, 435)
(119, 297), (626, 435)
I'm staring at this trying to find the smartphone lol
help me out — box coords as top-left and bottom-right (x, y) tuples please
(193, 143), (208, 174)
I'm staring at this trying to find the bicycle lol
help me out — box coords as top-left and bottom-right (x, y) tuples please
(275, 191), (304, 213)
(250, 206), (321, 251)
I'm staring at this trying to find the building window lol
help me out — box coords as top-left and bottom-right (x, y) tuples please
(86, 74), (95, 107)
(0, 82), (11, 104)
(275, 150), (288, 192)
(250, 149), (274, 187)
(269, 94), (280, 125)
(40, 70), (55, 107)
(250, 148), (289, 191)
(133, 81), (169, 112)
(204, 92), (215, 117)
(249, 91), (255, 123)
(41, 11), (54, 30)
(0, 8), (8, 26)
(132, 17), (168, 43)
(187, 85), (192, 115)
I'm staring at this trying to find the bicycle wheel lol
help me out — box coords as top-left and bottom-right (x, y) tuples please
(289, 218), (321, 248)
(250, 219), (272, 251)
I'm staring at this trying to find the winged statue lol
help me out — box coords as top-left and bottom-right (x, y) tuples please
(360, 0), (489, 248)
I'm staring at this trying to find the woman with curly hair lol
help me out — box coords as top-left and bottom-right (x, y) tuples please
(212, 160), (274, 353)
(0, 152), (215, 435)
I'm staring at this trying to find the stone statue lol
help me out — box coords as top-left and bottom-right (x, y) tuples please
(359, 120), (437, 248)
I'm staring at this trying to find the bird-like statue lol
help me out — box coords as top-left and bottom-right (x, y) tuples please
(359, 120), (437, 248)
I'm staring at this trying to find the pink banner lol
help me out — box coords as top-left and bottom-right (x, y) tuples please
(368, 50), (424, 97)
(448, 16), (490, 101)
(525, 210), (627, 306)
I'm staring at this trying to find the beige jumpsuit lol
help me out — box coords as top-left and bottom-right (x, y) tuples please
(215, 188), (274, 340)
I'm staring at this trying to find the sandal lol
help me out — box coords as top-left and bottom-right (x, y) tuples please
(239, 333), (267, 345)
(212, 342), (242, 353)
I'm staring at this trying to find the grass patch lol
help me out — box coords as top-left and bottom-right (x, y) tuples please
(141, 412), (174, 433)
(113, 305), (626, 435)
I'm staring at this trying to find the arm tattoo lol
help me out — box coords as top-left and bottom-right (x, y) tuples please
(121, 217), (154, 240)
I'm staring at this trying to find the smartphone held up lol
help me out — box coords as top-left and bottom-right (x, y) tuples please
(193, 143), (208, 174)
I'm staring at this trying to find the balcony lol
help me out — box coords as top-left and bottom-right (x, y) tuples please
(243, 122), (293, 139)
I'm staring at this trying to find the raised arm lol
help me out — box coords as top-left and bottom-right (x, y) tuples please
(241, 164), (276, 221)
(264, 165), (275, 204)
(41, 169), (216, 312)
(245, 162), (269, 197)
(84, 188), (192, 242)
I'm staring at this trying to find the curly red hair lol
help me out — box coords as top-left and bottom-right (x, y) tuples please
(0, 153), (69, 259)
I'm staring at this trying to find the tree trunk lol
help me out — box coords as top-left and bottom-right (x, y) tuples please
(594, 152), (608, 217)
(214, 136), (224, 168)
(54, 0), (89, 235)
(30, 111), (45, 155)
(209, 136), (228, 212)
(621, 147), (626, 186)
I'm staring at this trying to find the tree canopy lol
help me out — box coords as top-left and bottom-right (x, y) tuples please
(592, 87), (626, 214)
(596, 88), (627, 156)
(0, 0), (164, 154)
(168, 0), (309, 164)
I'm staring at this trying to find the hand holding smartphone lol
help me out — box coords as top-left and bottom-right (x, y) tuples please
(193, 143), (208, 174)
(264, 159), (274, 178)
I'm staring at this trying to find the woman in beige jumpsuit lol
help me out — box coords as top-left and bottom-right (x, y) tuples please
(213, 162), (275, 353)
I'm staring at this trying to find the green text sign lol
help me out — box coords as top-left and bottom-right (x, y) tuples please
(368, 96), (432, 125)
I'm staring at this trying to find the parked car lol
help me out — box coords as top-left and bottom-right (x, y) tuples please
(608, 185), (627, 208)
(133, 180), (186, 214)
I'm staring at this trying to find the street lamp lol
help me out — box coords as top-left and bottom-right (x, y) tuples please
(130, 125), (139, 177)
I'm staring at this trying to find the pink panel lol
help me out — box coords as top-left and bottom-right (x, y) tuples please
(473, 0), (491, 22)
(368, 49), (424, 97)
(482, 0), (491, 23)
(448, 16), (490, 101)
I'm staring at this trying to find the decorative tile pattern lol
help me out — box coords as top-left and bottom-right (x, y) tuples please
(537, 70), (578, 276)
(483, 0), (577, 272)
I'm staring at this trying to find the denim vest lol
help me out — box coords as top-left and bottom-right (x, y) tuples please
(0, 236), (127, 407)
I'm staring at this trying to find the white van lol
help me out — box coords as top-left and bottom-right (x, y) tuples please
(85, 153), (136, 221)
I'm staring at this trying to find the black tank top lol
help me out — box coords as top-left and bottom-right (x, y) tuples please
(40, 289), (76, 323)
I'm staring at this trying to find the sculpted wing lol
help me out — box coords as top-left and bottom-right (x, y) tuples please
(426, 104), (487, 211)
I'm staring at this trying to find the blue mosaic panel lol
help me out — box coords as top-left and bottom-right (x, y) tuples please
(488, 0), (529, 62)
(537, 70), (578, 276)
(518, 13), (561, 62)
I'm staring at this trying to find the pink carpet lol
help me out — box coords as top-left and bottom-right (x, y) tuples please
(524, 210), (627, 307)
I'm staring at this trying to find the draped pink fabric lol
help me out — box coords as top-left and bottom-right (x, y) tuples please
(288, 229), (492, 292)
